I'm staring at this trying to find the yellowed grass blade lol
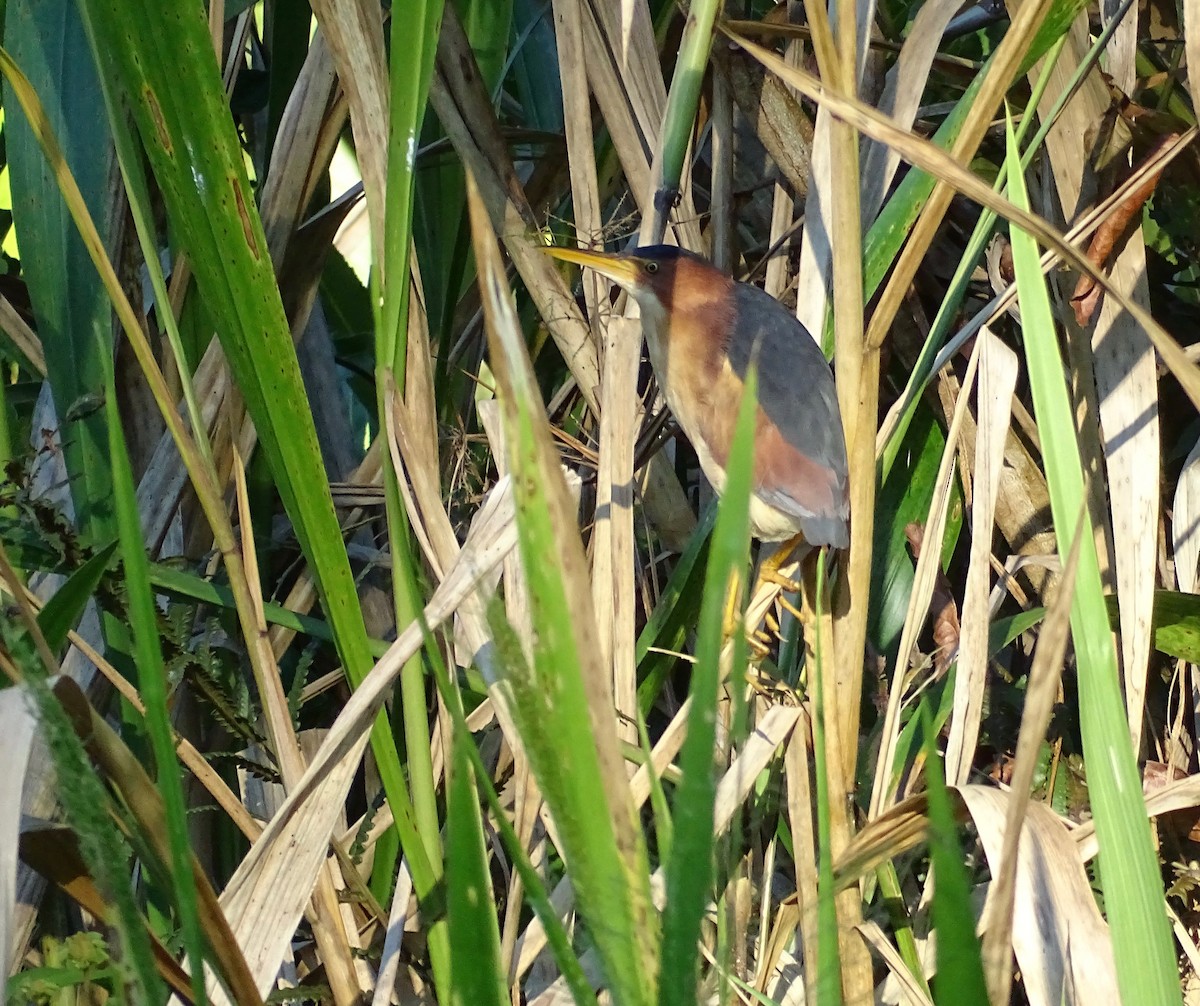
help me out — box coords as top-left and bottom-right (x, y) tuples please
(1188, 3), (1200, 129)
(1174, 439), (1200, 594)
(982, 502), (1083, 1004)
(784, 725), (821, 1006)
(592, 315), (645, 743)
(307, 1), (388, 265)
(0, 293), (43, 376)
(786, 4), (876, 860)
(870, 343), (981, 818)
(259, 34), (343, 262)
(1101, 0), (1137, 94)
(833, 791), (934, 888)
(857, 920), (935, 1006)
(1072, 773), (1200, 863)
(371, 858), (413, 1006)
(231, 446), (304, 785)
(552, 0), (604, 283)
(946, 329), (1018, 785)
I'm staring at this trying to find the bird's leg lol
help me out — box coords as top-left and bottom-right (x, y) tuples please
(722, 567), (742, 640)
(721, 566), (775, 660)
(757, 533), (808, 593)
(744, 536), (811, 664)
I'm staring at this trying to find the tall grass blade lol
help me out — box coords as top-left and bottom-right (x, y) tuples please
(3, 0), (114, 542)
(467, 172), (656, 1006)
(658, 369), (755, 1006)
(380, 0), (444, 372)
(646, 0), (719, 239)
(811, 549), (843, 1006)
(427, 609), (598, 1006)
(104, 362), (207, 1005)
(446, 724), (507, 1006)
(1005, 114), (1180, 1006)
(922, 704), (988, 1005)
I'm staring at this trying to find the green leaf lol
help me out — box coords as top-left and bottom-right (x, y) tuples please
(811, 546), (842, 1006)
(446, 725), (507, 1006)
(1103, 590), (1200, 664)
(656, 0), (720, 210)
(104, 357), (208, 1005)
(989, 608), (1047, 656)
(1006, 114), (1180, 1006)
(922, 704), (988, 1005)
(37, 541), (116, 653)
(4, 0), (115, 540)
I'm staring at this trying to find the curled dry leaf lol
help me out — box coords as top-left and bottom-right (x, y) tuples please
(1070, 134), (1174, 325)
(959, 786), (1117, 1006)
(905, 521), (961, 674)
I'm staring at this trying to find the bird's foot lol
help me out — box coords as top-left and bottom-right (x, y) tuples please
(744, 666), (803, 705)
(756, 533), (808, 593)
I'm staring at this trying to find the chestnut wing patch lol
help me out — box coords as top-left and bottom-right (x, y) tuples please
(698, 283), (849, 547)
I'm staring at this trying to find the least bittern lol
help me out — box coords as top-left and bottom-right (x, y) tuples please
(545, 244), (849, 550)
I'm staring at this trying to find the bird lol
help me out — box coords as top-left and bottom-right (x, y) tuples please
(545, 244), (849, 550)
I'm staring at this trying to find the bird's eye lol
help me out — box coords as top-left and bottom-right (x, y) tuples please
(644, 261), (659, 274)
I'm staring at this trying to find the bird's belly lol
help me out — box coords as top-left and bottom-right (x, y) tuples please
(689, 424), (801, 542)
(645, 317), (797, 538)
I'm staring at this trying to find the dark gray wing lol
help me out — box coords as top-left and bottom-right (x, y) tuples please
(723, 282), (849, 545)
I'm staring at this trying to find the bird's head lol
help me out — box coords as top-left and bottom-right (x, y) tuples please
(542, 244), (697, 313)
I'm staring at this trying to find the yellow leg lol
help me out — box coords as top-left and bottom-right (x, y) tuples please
(757, 532), (808, 593)
(722, 566), (742, 640)
(722, 566), (775, 660)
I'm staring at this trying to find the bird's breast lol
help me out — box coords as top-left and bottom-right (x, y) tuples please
(641, 311), (711, 449)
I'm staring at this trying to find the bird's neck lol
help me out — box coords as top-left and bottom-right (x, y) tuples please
(637, 294), (671, 380)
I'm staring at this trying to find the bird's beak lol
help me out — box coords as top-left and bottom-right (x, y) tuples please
(541, 246), (641, 292)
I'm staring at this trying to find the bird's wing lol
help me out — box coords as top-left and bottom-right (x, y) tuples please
(700, 282), (849, 546)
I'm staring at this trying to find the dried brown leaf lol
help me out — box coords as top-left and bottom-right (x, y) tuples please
(905, 521), (961, 675)
(1069, 136), (1172, 326)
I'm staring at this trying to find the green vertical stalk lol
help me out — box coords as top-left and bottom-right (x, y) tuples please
(645, 0), (720, 241)
(104, 355), (208, 1006)
(375, 0), (450, 987)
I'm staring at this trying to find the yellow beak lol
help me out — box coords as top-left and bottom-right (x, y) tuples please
(541, 245), (642, 291)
